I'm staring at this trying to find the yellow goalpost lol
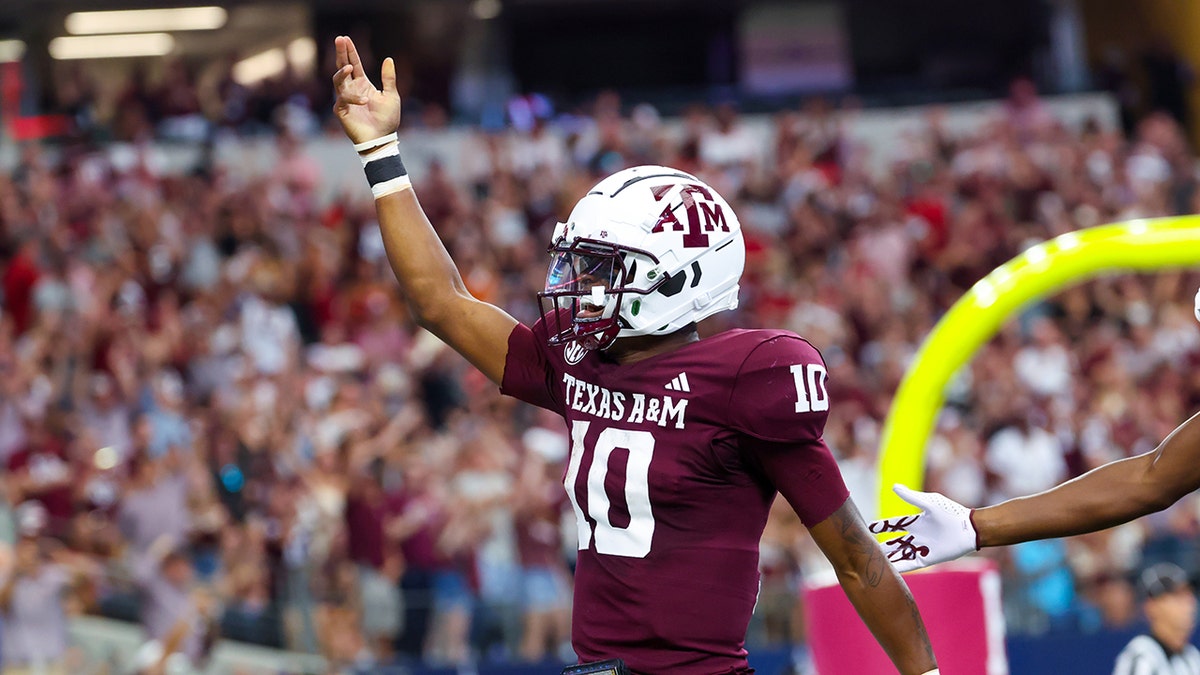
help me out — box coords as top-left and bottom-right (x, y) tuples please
(876, 215), (1200, 519)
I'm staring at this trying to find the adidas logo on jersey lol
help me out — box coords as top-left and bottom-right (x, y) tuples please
(664, 372), (690, 392)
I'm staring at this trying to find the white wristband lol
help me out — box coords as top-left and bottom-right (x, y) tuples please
(920, 670), (940, 675)
(352, 132), (398, 153)
(361, 143), (412, 199)
(371, 175), (412, 199)
(359, 142), (399, 167)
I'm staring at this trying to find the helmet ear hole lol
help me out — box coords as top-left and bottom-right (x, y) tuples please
(657, 272), (687, 298)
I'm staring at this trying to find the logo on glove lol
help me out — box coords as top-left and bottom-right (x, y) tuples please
(869, 516), (930, 563)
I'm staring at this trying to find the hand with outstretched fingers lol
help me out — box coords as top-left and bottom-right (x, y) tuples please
(868, 484), (979, 573)
(332, 35), (401, 146)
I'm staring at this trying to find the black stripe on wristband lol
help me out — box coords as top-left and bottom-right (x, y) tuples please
(364, 154), (408, 186)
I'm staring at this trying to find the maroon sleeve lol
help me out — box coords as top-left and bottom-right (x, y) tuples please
(729, 334), (848, 527)
(743, 435), (850, 527)
(499, 321), (564, 414)
(727, 334), (830, 443)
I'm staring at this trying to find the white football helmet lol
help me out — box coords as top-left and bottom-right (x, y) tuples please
(538, 165), (745, 351)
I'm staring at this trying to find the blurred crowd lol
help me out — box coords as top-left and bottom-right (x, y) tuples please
(49, 53), (328, 144)
(3, 72), (1200, 674)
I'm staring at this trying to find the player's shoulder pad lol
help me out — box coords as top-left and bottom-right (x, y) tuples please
(725, 330), (830, 443)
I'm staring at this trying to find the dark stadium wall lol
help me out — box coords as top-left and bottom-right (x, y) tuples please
(1080, 0), (1200, 145)
(313, 2), (467, 109)
(505, 0), (737, 103)
(841, 0), (1049, 97)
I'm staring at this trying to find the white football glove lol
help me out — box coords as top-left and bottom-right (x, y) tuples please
(868, 484), (979, 573)
(1194, 286), (1200, 324)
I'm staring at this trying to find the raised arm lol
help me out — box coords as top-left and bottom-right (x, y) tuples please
(332, 35), (516, 384)
(810, 498), (939, 675)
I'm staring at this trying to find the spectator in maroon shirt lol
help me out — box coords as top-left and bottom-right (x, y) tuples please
(2, 237), (40, 335)
(344, 452), (407, 659)
(7, 417), (74, 536)
(386, 453), (455, 662)
(513, 450), (572, 662)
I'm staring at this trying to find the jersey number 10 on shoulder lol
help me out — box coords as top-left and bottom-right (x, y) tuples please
(790, 363), (829, 414)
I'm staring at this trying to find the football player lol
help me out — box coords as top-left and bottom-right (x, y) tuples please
(872, 287), (1200, 573)
(332, 35), (938, 675)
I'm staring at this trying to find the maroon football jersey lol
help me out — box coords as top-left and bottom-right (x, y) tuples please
(501, 320), (850, 675)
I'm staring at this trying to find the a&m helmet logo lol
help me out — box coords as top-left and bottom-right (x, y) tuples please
(649, 183), (731, 248)
(564, 340), (588, 365)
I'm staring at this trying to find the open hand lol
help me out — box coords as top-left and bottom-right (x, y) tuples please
(868, 484), (979, 573)
(332, 35), (401, 145)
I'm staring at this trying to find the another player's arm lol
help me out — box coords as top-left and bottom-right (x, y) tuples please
(974, 409), (1200, 547)
(809, 498), (938, 675)
(332, 35), (516, 384)
(874, 410), (1200, 572)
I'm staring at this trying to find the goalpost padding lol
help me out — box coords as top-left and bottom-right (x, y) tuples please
(803, 559), (1007, 674)
(876, 215), (1200, 519)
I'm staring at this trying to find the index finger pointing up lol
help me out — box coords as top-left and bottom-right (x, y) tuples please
(335, 35), (349, 70)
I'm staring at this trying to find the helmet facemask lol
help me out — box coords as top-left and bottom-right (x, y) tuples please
(537, 236), (664, 352)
